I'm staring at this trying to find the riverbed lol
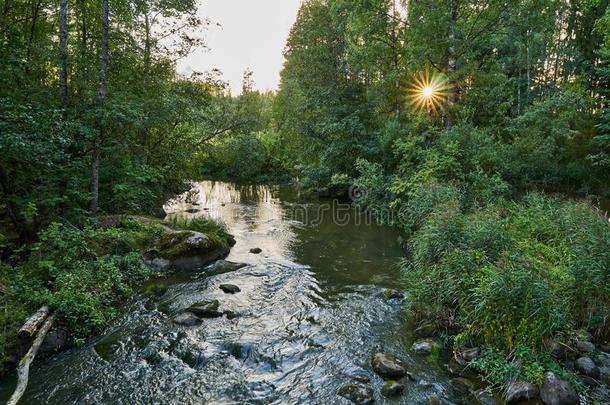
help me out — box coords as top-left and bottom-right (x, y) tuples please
(0, 181), (471, 404)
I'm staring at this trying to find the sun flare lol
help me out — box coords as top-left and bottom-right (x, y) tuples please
(408, 70), (450, 112)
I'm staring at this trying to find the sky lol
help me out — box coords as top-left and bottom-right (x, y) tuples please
(177, 0), (302, 95)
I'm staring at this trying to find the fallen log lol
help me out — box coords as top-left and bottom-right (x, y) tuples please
(8, 313), (56, 405)
(17, 306), (50, 340)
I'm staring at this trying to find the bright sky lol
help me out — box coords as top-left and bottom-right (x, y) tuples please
(178, 0), (302, 95)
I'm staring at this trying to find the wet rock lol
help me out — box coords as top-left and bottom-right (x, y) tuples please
(223, 310), (238, 320)
(454, 347), (480, 365)
(152, 206), (167, 219)
(474, 389), (499, 405)
(41, 327), (68, 353)
(412, 339), (438, 355)
(549, 340), (566, 360)
(427, 394), (442, 405)
(381, 380), (404, 398)
(249, 247), (262, 254)
(450, 377), (475, 394)
(336, 383), (374, 405)
(371, 352), (406, 379)
(144, 230), (229, 272)
(575, 356), (600, 379)
(539, 372), (579, 405)
(185, 208), (200, 214)
(446, 358), (467, 376)
(143, 299), (155, 311)
(173, 312), (201, 326)
(188, 300), (223, 318)
(579, 375), (597, 387)
(383, 289), (404, 299)
(414, 322), (437, 338)
(575, 340), (595, 354)
(504, 380), (539, 403)
(207, 260), (246, 275)
(219, 284), (241, 294)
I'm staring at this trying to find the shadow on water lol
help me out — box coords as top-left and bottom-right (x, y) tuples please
(0, 180), (477, 404)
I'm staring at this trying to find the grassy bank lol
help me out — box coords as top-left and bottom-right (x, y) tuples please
(0, 216), (230, 374)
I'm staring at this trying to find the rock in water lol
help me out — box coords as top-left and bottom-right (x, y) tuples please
(381, 380), (404, 398)
(504, 380), (540, 403)
(575, 356), (600, 379)
(540, 372), (579, 405)
(188, 300), (223, 318)
(450, 377), (475, 395)
(173, 312), (201, 326)
(371, 352), (406, 379)
(383, 289), (404, 299)
(412, 339), (438, 355)
(219, 284), (241, 294)
(336, 384), (374, 405)
(474, 389), (499, 405)
(249, 247), (262, 254)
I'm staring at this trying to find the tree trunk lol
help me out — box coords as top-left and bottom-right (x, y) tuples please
(90, 0), (108, 213)
(8, 313), (55, 405)
(17, 306), (50, 340)
(445, 0), (457, 129)
(59, 0), (68, 107)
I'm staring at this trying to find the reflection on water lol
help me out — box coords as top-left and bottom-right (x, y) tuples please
(1, 181), (469, 405)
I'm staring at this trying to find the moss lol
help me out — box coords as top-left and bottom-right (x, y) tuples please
(153, 231), (224, 260)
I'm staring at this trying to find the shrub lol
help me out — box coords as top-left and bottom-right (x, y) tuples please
(403, 193), (610, 350)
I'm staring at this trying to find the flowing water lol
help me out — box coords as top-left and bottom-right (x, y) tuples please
(0, 181), (474, 404)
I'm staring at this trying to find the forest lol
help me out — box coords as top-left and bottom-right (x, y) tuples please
(1, 0), (610, 404)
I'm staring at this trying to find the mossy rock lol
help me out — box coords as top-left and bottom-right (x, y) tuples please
(143, 230), (229, 272)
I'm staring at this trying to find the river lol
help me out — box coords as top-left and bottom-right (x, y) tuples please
(0, 180), (474, 404)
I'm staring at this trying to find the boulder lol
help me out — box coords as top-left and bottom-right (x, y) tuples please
(41, 327), (69, 353)
(539, 372), (579, 405)
(414, 322), (437, 338)
(575, 340), (595, 354)
(575, 356), (600, 379)
(185, 208), (200, 214)
(143, 230), (229, 272)
(336, 383), (374, 405)
(249, 247), (262, 254)
(371, 352), (406, 379)
(450, 377), (475, 394)
(454, 347), (480, 366)
(412, 339), (438, 355)
(223, 310), (238, 320)
(383, 289), (404, 299)
(504, 380), (539, 403)
(207, 260), (247, 275)
(219, 284), (241, 294)
(188, 300), (223, 318)
(474, 389), (499, 405)
(381, 380), (404, 398)
(173, 312), (201, 326)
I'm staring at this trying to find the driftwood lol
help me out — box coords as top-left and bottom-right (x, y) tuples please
(17, 306), (50, 340)
(8, 313), (55, 405)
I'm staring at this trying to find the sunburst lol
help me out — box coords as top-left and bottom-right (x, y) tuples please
(407, 69), (450, 113)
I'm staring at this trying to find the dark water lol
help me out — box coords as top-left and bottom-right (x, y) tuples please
(0, 181), (472, 404)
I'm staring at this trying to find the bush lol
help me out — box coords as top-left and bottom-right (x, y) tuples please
(403, 193), (610, 350)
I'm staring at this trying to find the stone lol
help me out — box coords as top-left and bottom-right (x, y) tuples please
(414, 322), (437, 338)
(173, 312), (201, 326)
(224, 310), (238, 320)
(371, 352), (406, 379)
(336, 384), (374, 405)
(575, 340), (596, 354)
(383, 289), (404, 299)
(450, 377), (475, 394)
(143, 230), (229, 272)
(249, 247), (262, 254)
(412, 339), (437, 355)
(185, 208), (200, 214)
(454, 347), (480, 365)
(219, 284), (241, 294)
(504, 380), (539, 403)
(381, 380), (404, 398)
(41, 328), (68, 353)
(188, 300), (223, 318)
(539, 372), (579, 405)
(427, 394), (442, 405)
(207, 260), (247, 275)
(575, 356), (600, 379)
(474, 389), (499, 405)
